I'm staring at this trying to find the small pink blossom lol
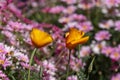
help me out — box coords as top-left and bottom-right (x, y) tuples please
(42, 60), (57, 75)
(91, 41), (106, 54)
(14, 51), (29, 63)
(0, 70), (9, 80)
(99, 20), (114, 29)
(0, 43), (7, 54)
(94, 0), (104, 7)
(0, 0), (8, 11)
(115, 20), (120, 31)
(49, 6), (64, 14)
(102, 46), (114, 57)
(67, 75), (78, 80)
(110, 48), (120, 61)
(79, 46), (91, 57)
(59, 17), (72, 23)
(0, 54), (12, 69)
(20, 62), (31, 69)
(43, 74), (56, 80)
(104, 0), (120, 8)
(77, 21), (93, 32)
(111, 73), (120, 80)
(70, 56), (83, 71)
(78, 0), (95, 10)
(61, 0), (77, 4)
(95, 30), (111, 41)
(70, 14), (86, 21)
(1, 31), (13, 39)
(18, 54), (29, 63)
(63, 5), (76, 14)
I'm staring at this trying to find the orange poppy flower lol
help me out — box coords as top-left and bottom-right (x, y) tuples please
(65, 28), (89, 49)
(30, 28), (53, 48)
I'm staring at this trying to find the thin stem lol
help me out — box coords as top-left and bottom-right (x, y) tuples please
(66, 49), (72, 78)
(59, 71), (75, 80)
(87, 56), (96, 80)
(39, 67), (43, 80)
(87, 75), (89, 80)
(27, 48), (37, 80)
(55, 50), (65, 66)
(78, 45), (81, 59)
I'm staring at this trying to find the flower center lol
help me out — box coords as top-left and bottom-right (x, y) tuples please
(0, 49), (3, 53)
(114, 52), (119, 58)
(0, 60), (4, 65)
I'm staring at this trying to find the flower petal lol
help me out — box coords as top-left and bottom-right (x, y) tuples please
(30, 28), (53, 48)
(71, 36), (89, 44)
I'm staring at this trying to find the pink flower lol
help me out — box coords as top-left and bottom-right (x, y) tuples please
(7, 0), (12, 4)
(0, 70), (7, 78)
(115, 20), (120, 31)
(1, 30), (14, 38)
(77, 21), (93, 32)
(0, 70), (9, 80)
(55, 43), (66, 54)
(63, 5), (76, 14)
(43, 74), (56, 80)
(20, 62), (31, 69)
(4, 45), (14, 56)
(8, 3), (21, 17)
(41, 7), (50, 13)
(0, 43), (7, 54)
(110, 48), (120, 61)
(42, 60), (57, 80)
(101, 46), (114, 57)
(0, 0), (8, 11)
(79, 46), (91, 57)
(70, 14), (86, 21)
(61, 0), (77, 4)
(0, 54), (12, 69)
(49, 6), (64, 14)
(78, 0), (95, 10)
(6, 21), (24, 31)
(94, 0), (104, 7)
(111, 73), (120, 80)
(59, 17), (72, 23)
(23, 32), (32, 45)
(91, 41), (106, 54)
(104, 0), (120, 8)
(70, 56), (83, 71)
(14, 51), (29, 63)
(18, 54), (29, 63)
(95, 30), (111, 41)
(67, 75), (78, 80)
(42, 60), (57, 75)
(99, 20), (114, 29)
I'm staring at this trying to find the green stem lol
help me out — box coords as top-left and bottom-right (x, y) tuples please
(78, 45), (81, 59)
(10, 75), (16, 80)
(87, 56), (96, 80)
(27, 48), (37, 80)
(87, 75), (89, 80)
(40, 67), (43, 80)
(66, 50), (72, 78)
(59, 71), (75, 80)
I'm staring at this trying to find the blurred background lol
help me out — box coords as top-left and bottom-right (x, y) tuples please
(0, 0), (120, 80)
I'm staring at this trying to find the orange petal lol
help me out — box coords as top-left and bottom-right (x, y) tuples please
(66, 28), (85, 44)
(66, 43), (77, 49)
(65, 32), (69, 37)
(30, 28), (53, 48)
(71, 36), (89, 45)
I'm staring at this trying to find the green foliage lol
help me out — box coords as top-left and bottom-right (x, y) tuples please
(77, 69), (87, 80)
(87, 54), (112, 80)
